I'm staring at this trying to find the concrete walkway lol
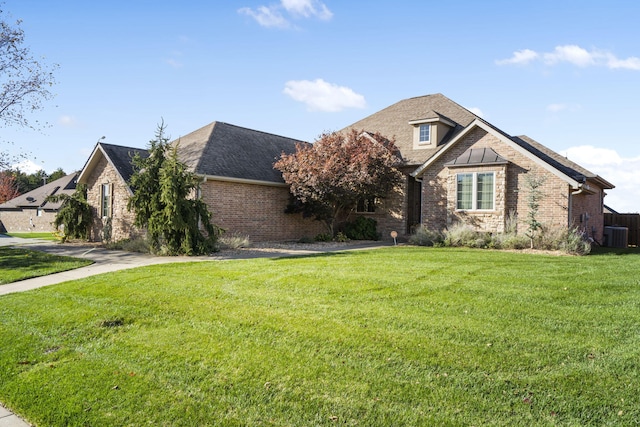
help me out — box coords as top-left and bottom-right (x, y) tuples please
(0, 236), (391, 426)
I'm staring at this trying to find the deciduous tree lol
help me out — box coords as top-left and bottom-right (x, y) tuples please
(0, 169), (18, 203)
(0, 6), (57, 169)
(275, 129), (402, 236)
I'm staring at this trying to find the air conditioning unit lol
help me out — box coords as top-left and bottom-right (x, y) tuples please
(604, 226), (628, 248)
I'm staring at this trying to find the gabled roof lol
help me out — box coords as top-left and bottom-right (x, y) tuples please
(343, 93), (479, 165)
(175, 121), (306, 184)
(412, 118), (614, 190)
(0, 172), (78, 211)
(77, 142), (149, 189)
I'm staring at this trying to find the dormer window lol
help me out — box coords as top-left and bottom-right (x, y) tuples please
(419, 124), (430, 143)
(409, 114), (455, 150)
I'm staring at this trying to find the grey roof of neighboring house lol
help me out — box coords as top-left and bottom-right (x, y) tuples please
(343, 93), (479, 165)
(174, 121), (306, 183)
(0, 172), (78, 211)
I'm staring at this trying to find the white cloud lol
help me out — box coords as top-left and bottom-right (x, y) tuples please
(561, 145), (640, 213)
(497, 45), (640, 71)
(58, 115), (78, 127)
(543, 45), (596, 67)
(12, 159), (44, 174)
(495, 49), (539, 66)
(283, 78), (366, 112)
(238, 6), (290, 29)
(281, 0), (332, 20)
(239, 0), (332, 29)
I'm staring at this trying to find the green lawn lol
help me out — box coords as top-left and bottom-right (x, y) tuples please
(1, 247), (640, 426)
(0, 247), (93, 284)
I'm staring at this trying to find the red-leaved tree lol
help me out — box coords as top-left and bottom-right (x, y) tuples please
(274, 129), (402, 236)
(0, 170), (20, 203)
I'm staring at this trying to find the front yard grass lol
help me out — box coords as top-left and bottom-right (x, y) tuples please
(1, 247), (640, 425)
(0, 247), (93, 284)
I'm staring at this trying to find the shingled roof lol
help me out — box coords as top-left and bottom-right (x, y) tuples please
(174, 121), (306, 184)
(0, 172), (78, 211)
(77, 142), (149, 188)
(512, 135), (613, 189)
(343, 93), (479, 165)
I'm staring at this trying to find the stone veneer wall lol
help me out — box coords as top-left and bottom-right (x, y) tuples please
(200, 179), (325, 242)
(85, 156), (140, 242)
(0, 209), (58, 233)
(421, 127), (576, 234)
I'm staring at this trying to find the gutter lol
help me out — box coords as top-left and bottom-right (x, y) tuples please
(198, 174), (288, 188)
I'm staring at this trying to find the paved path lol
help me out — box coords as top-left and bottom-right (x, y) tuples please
(0, 236), (391, 426)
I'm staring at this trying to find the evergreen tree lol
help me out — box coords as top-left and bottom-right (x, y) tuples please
(48, 184), (92, 242)
(128, 122), (221, 255)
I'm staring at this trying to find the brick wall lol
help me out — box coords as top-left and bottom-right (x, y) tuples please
(570, 189), (605, 242)
(420, 128), (577, 234)
(85, 156), (140, 242)
(0, 208), (58, 233)
(200, 179), (325, 241)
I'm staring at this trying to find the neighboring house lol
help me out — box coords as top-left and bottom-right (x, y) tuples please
(342, 93), (614, 243)
(77, 122), (325, 242)
(0, 173), (78, 233)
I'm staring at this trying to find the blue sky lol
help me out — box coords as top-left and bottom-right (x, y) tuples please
(3, 0), (640, 212)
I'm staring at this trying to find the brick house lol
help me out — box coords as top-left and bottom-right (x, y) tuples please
(0, 173), (78, 233)
(76, 94), (614, 245)
(77, 122), (325, 242)
(342, 93), (614, 243)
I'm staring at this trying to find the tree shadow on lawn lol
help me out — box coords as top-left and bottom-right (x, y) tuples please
(0, 247), (89, 273)
(590, 246), (640, 257)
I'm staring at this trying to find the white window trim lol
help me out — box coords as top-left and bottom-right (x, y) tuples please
(456, 172), (496, 211)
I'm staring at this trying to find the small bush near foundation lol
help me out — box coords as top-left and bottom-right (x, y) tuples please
(315, 233), (332, 242)
(494, 233), (529, 250)
(541, 226), (592, 255)
(343, 216), (379, 240)
(106, 237), (151, 253)
(408, 225), (444, 246)
(297, 236), (315, 244)
(444, 224), (493, 248)
(219, 233), (252, 250)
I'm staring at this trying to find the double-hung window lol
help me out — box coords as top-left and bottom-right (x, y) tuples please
(419, 124), (430, 143)
(456, 172), (494, 210)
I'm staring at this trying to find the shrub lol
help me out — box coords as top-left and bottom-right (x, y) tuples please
(494, 233), (529, 250)
(444, 224), (492, 248)
(335, 232), (349, 242)
(105, 237), (151, 253)
(219, 233), (251, 250)
(343, 216), (379, 240)
(297, 236), (315, 244)
(409, 225), (443, 246)
(315, 233), (332, 242)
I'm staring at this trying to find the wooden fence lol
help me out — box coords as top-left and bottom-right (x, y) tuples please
(604, 213), (640, 247)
